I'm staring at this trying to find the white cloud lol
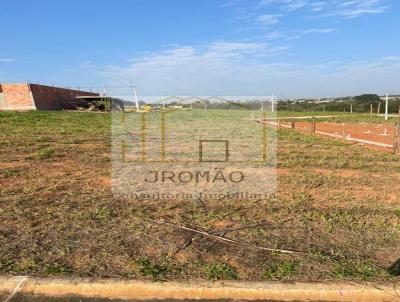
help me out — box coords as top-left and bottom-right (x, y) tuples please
(381, 56), (400, 61)
(264, 31), (288, 40)
(97, 43), (400, 98)
(310, 1), (327, 12)
(257, 14), (282, 25)
(322, 0), (388, 18)
(302, 28), (335, 34)
(338, 1), (360, 8)
(335, 8), (387, 18)
(208, 41), (266, 53)
(0, 58), (15, 63)
(257, 0), (307, 11)
(256, 0), (389, 18)
(220, 0), (240, 7)
(99, 42), (290, 95)
(285, 0), (307, 11)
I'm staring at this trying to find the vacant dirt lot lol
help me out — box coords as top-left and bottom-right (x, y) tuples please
(1, 111), (400, 282)
(287, 120), (396, 150)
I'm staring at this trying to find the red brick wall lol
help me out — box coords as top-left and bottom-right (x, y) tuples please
(0, 83), (99, 111)
(0, 83), (36, 110)
(0, 85), (4, 108)
(29, 84), (99, 110)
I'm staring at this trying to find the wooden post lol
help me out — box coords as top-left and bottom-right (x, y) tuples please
(161, 111), (166, 162)
(262, 111), (267, 161)
(311, 117), (316, 134)
(121, 140), (126, 162)
(394, 123), (400, 155)
(290, 121), (295, 129)
(385, 94), (389, 121)
(377, 102), (381, 115)
(140, 112), (146, 162)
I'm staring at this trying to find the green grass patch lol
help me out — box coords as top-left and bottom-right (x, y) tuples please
(1, 168), (21, 178)
(136, 257), (177, 280)
(263, 261), (298, 280)
(204, 261), (237, 280)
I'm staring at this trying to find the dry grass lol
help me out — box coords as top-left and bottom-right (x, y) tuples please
(1, 110), (400, 282)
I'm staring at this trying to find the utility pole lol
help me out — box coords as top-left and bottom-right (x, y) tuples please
(271, 94), (275, 113)
(129, 82), (140, 111)
(385, 93), (389, 121)
(161, 92), (165, 109)
(133, 86), (139, 111)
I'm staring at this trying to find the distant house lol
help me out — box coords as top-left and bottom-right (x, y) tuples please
(0, 83), (99, 111)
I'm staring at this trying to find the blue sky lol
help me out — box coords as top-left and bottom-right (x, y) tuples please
(0, 0), (399, 98)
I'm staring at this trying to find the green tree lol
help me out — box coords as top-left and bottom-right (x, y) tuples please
(353, 94), (380, 102)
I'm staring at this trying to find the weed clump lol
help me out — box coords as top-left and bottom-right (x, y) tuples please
(263, 261), (298, 280)
(205, 261), (237, 280)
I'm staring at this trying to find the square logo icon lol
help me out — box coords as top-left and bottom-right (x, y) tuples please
(199, 140), (229, 162)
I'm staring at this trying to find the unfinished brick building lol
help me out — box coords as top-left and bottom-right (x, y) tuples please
(0, 83), (99, 110)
